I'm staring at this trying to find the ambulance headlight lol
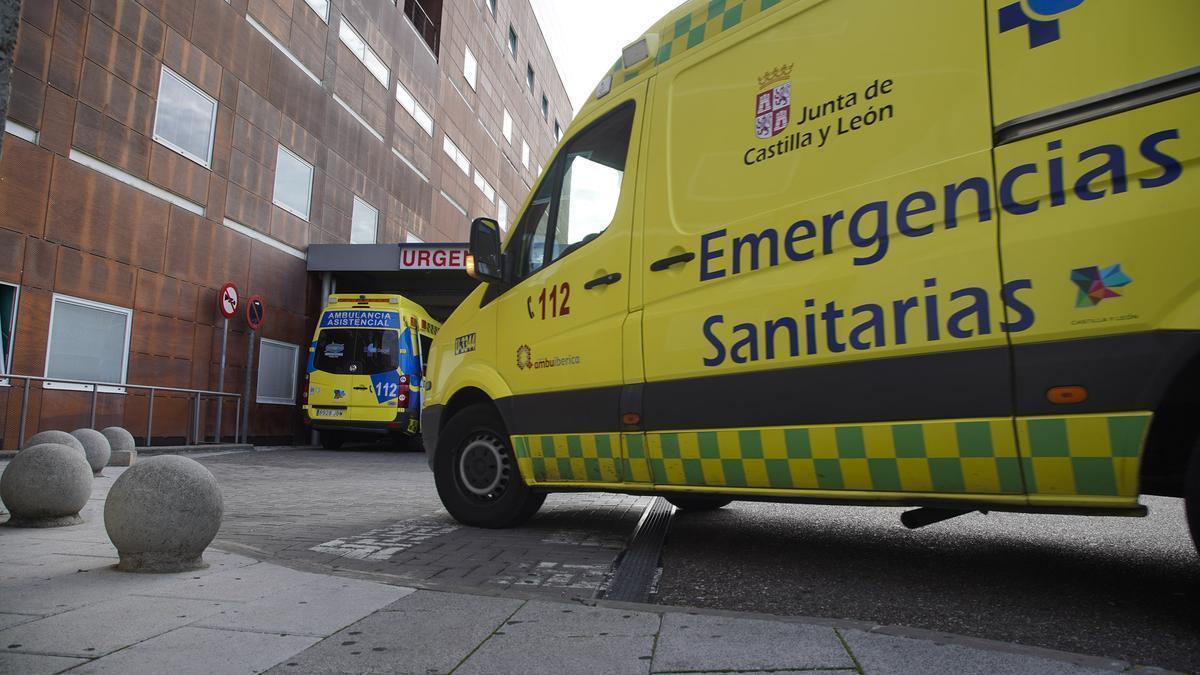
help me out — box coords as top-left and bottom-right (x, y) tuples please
(594, 75), (613, 100)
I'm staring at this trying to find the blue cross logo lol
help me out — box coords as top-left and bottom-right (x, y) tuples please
(999, 0), (1085, 48)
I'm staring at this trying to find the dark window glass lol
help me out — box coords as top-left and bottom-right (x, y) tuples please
(314, 329), (398, 376)
(508, 26), (518, 57)
(542, 95), (549, 121)
(487, 0), (496, 17)
(526, 63), (535, 93)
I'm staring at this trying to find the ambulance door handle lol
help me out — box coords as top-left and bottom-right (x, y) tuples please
(585, 272), (622, 290)
(649, 252), (694, 272)
(353, 385), (371, 391)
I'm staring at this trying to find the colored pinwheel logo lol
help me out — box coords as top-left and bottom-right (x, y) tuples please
(999, 0), (1085, 48)
(1071, 264), (1131, 308)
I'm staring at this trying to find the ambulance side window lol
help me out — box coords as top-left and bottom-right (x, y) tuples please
(508, 101), (635, 280)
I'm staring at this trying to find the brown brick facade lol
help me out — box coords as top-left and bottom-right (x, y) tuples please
(0, 0), (570, 447)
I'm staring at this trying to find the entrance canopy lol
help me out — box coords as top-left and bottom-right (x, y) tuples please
(307, 243), (478, 322)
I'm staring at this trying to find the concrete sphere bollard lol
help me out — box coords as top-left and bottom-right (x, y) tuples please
(100, 427), (136, 454)
(1, 443), (93, 527)
(71, 429), (112, 476)
(104, 456), (224, 572)
(23, 430), (85, 456)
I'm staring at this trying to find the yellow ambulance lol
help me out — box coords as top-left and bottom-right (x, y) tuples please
(304, 294), (440, 449)
(421, 0), (1200, 552)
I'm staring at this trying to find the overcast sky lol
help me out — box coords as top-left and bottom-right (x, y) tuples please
(529, 0), (684, 115)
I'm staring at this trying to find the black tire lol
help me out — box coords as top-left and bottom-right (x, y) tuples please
(320, 431), (345, 450)
(1186, 446), (1200, 558)
(665, 495), (733, 512)
(434, 403), (545, 528)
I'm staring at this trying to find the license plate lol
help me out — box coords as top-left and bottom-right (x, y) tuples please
(314, 408), (344, 418)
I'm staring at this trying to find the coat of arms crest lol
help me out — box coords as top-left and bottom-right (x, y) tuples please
(755, 64), (793, 139)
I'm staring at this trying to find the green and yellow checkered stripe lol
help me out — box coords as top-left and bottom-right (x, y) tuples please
(1018, 413), (1149, 498)
(514, 413), (1150, 499)
(512, 434), (625, 484)
(645, 419), (1025, 494)
(611, 0), (785, 83)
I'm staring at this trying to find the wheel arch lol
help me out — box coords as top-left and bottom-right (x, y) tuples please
(1140, 348), (1200, 497)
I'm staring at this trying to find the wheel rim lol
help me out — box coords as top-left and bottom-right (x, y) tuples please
(457, 432), (511, 501)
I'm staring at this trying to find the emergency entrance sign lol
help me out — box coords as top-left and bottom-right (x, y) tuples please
(319, 311), (401, 329)
(399, 246), (469, 270)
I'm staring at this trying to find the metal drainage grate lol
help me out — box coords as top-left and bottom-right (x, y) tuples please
(603, 497), (675, 603)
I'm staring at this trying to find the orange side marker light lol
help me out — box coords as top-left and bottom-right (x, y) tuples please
(1047, 386), (1087, 404)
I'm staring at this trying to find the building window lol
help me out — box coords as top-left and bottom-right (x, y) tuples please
(442, 134), (471, 176)
(44, 294), (132, 392)
(541, 95), (549, 121)
(152, 66), (217, 168)
(463, 46), (478, 90)
(502, 109), (513, 142)
(403, 0), (441, 56)
(256, 338), (299, 405)
(351, 196), (378, 244)
(521, 140), (529, 169)
(396, 81), (434, 136)
(473, 171), (495, 203)
(554, 120), (562, 141)
(407, 232), (425, 243)
(508, 25), (518, 57)
(272, 145), (314, 221)
(304, 0), (329, 22)
(0, 282), (17, 383)
(339, 19), (389, 88)
(486, 0), (496, 17)
(526, 63), (535, 93)
(497, 198), (509, 232)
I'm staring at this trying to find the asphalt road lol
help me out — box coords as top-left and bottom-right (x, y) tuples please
(655, 499), (1200, 672)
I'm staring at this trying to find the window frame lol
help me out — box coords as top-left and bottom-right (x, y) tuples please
(43, 293), (133, 393)
(521, 140), (529, 169)
(503, 100), (637, 284)
(442, 133), (471, 176)
(508, 25), (518, 58)
(487, 0), (497, 18)
(272, 144), (315, 221)
(304, 0), (329, 22)
(152, 65), (218, 169)
(542, 95), (549, 121)
(256, 338), (300, 405)
(396, 81), (434, 136)
(502, 109), (513, 142)
(350, 196), (379, 244)
(473, 170), (496, 203)
(339, 18), (389, 88)
(0, 281), (18, 386)
(526, 63), (535, 93)
(463, 45), (478, 90)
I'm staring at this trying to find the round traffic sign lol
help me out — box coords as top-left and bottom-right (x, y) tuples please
(218, 283), (239, 318)
(246, 295), (265, 331)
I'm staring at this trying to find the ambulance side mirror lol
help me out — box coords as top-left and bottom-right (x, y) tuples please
(468, 217), (505, 285)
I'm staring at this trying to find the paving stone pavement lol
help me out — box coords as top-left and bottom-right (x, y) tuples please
(0, 450), (1171, 673)
(196, 447), (652, 598)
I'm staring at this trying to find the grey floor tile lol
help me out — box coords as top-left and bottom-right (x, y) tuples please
(268, 591), (522, 675)
(0, 595), (228, 658)
(840, 630), (1117, 675)
(0, 613), (39, 631)
(70, 626), (320, 675)
(456, 633), (655, 675)
(499, 600), (660, 638)
(193, 577), (413, 637)
(0, 651), (89, 675)
(652, 613), (854, 673)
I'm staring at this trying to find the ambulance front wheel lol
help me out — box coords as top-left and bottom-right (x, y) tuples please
(665, 496), (733, 512)
(434, 404), (545, 528)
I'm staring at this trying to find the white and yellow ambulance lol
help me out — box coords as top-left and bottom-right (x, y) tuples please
(421, 0), (1200, 552)
(305, 294), (440, 449)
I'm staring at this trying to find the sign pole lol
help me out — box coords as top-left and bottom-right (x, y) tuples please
(215, 282), (240, 444)
(215, 317), (229, 442)
(242, 328), (255, 444)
